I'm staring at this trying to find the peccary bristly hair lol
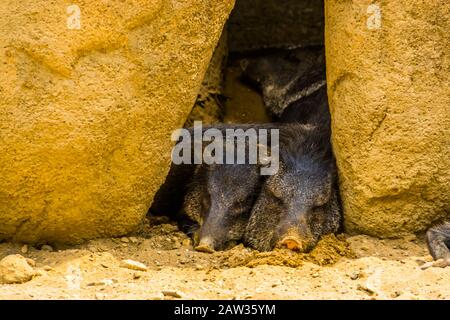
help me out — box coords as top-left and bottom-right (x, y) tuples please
(244, 122), (342, 252)
(182, 161), (263, 252)
(240, 46), (327, 123)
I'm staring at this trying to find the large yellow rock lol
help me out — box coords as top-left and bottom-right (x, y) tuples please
(325, 0), (450, 237)
(0, 0), (235, 243)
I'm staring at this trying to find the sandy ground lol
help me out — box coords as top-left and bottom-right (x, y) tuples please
(0, 216), (448, 300)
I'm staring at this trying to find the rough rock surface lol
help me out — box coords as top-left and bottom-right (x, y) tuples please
(0, 254), (35, 284)
(228, 0), (324, 52)
(0, 0), (235, 243)
(325, 0), (450, 237)
(185, 31), (228, 127)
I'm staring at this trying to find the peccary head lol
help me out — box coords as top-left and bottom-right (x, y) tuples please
(240, 47), (326, 117)
(244, 123), (341, 252)
(184, 162), (262, 252)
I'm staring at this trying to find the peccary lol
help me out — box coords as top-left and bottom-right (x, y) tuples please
(166, 46), (337, 253)
(425, 221), (450, 267)
(240, 46), (328, 125)
(182, 162), (262, 252)
(238, 47), (341, 251)
(244, 122), (341, 252)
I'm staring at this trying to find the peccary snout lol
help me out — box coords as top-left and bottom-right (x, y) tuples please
(275, 214), (316, 252)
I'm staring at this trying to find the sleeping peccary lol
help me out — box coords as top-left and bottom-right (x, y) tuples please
(179, 124), (275, 252)
(182, 161), (262, 252)
(244, 122), (341, 252)
(238, 46), (341, 251)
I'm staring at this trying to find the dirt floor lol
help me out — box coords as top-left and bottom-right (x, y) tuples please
(0, 216), (448, 300)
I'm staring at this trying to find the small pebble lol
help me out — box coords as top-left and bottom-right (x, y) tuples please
(403, 234), (417, 242)
(162, 291), (182, 298)
(21, 245), (28, 254)
(41, 245), (53, 252)
(350, 272), (360, 280)
(357, 284), (375, 296)
(129, 237), (138, 244)
(120, 259), (148, 271)
(182, 239), (192, 247)
(87, 279), (115, 286)
(26, 258), (36, 267)
(121, 237), (129, 243)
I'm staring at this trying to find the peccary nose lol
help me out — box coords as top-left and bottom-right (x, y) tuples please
(195, 237), (215, 253)
(277, 236), (304, 252)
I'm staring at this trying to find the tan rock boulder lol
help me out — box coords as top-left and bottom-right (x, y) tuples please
(0, 254), (35, 284)
(325, 0), (450, 236)
(0, 0), (235, 243)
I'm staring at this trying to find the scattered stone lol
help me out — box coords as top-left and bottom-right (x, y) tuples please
(182, 239), (192, 247)
(391, 291), (402, 298)
(100, 263), (109, 269)
(357, 284), (375, 296)
(26, 258), (36, 267)
(121, 237), (129, 243)
(43, 266), (53, 271)
(0, 254), (35, 284)
(162, 291), (182, 298)
(34, 270), (46, 277)
(133, 273), (141, 280)
(403, 234), (417, 242)
(87, 245), (98, 253)
(350, 272), (360, 280)
(41, 245), (53, 252)
(120, 259), (148, 271)
(311, 273), (320, 278)
(420, 259), (449, 270)
(129, 237), (138, 244)
(87, 279), (115, 286)
(21, 245), (28, 254)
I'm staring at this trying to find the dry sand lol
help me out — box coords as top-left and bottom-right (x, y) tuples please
(0, 216), (448, 300)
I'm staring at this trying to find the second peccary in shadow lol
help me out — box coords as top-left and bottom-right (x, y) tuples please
(240, 46), (328, 125)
